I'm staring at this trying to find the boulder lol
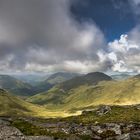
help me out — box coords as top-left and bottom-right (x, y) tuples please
(96, 105), (111, 116)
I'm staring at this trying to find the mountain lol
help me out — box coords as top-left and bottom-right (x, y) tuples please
(27, 73), (140, 112)
(27, 72), (112, 107)
(46, 72), (80, 85)
(111, 73), (132, 80)
(12, 73), (49, 86)
(0, 88), (81, 118)
(0, 88), (47, 117)
(57, 72), (112, 91)
(35, 72), (80, 93)
(0, 75), (35, 97)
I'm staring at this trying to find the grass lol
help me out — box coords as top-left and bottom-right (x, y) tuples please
(9, 105), (140, 139)
(63, 105), (140, 124)
(0, 90), (81, 118)
(11, 119), (69, 138)
(27, 77), (140, 113)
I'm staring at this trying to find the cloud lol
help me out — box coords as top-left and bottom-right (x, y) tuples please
(102, 34), (140, 72)
(131, 0), (140, 5)
(0, 0), (107, 73)
(1, 0), (140, 74)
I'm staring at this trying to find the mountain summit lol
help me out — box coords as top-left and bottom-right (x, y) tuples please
(58, 72), (112, 91)
(27, 72), (112, 105)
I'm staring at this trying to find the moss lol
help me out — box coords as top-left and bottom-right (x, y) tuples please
(11, 119), (69, 138)
(99, 130), (116, 138)
(61, 106), (140, 124)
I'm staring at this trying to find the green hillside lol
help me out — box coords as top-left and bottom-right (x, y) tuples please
(0, 88), (78, 118)
(0, 75), (35, 97)
(35, 72), (79, 93)
(27, 72), (113, 110)
(0, 88), (45, 117)
(27, 73), (140, 113)
(58, 72), (112, 91)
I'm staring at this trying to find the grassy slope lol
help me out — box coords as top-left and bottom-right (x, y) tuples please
(63, 105), (140, 124)
(0, 89), (80, 118)
(0, 75), (35, 97)
(27, 77), (140, 112)
(34, 72), (80, 93)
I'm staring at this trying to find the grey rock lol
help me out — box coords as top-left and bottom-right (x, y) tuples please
(105, 123), (122, 135)
(0, 125), (25, 140)
(0, 119), (10, 126)
(115, 133), (131, 140)
(130, 131), (140, 140)
(96, 105), (111, 116)
(25, 136), (54, 140)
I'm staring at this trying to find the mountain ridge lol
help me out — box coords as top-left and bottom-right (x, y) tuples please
(0, 75), (36, 97)
(27, 72), (113, 107)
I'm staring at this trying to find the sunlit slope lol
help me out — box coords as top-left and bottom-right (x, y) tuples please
(27, 72), (112, 106)
(0, 89), (77, 118)
(27, 76), (140, 111)
(27, 72), (113, 108)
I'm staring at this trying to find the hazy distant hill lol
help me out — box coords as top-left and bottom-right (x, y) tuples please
(111, 73), (132, 80)
(46, 72), (80, 85)
(13, 73), (49, 85)
(0, 75), (35, 97)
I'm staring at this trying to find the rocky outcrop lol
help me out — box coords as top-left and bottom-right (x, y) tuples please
(0, 125), (25, 140)
(96, 105), (111, 116)
(1, 117), (140, 140)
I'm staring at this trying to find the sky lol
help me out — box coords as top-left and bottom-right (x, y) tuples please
(0, 0), (140, 74)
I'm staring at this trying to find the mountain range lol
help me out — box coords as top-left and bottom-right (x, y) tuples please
(1, 71), (140, 117)
(27, 72), (140, 113)
(0, 75), (36, 97)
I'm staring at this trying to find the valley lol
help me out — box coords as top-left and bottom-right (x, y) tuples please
(1, 72), (140, 139)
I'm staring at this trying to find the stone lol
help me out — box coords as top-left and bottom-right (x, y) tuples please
(105, 123), (122, 135)
(96, 105), (111, 116)
(115, 133), (131, 140)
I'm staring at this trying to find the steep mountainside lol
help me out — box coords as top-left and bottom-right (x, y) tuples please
(0, 88), (47, 117)
(0, 88), (75, 118)
(0, 75), (35, 97)
(57, 72), (112, 91)
(27, 74), (140, 112)
(35, 72), (79, 93)
(27, 72), (113, 108)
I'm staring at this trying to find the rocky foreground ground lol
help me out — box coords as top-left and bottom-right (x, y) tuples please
(0, 118), (55, 140)
(1, 105), (140, 140)
(1, 117), (140, 140)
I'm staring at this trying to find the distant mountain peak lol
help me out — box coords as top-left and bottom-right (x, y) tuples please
(86, 72), (112, 78)
(57, 72), (112, 91)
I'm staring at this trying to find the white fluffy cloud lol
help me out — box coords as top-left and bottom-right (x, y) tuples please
(102, 34), (140, 72)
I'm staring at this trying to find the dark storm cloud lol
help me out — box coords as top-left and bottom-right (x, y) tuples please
(0, 0), (107, 73)
(1, 0), (140, 73)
